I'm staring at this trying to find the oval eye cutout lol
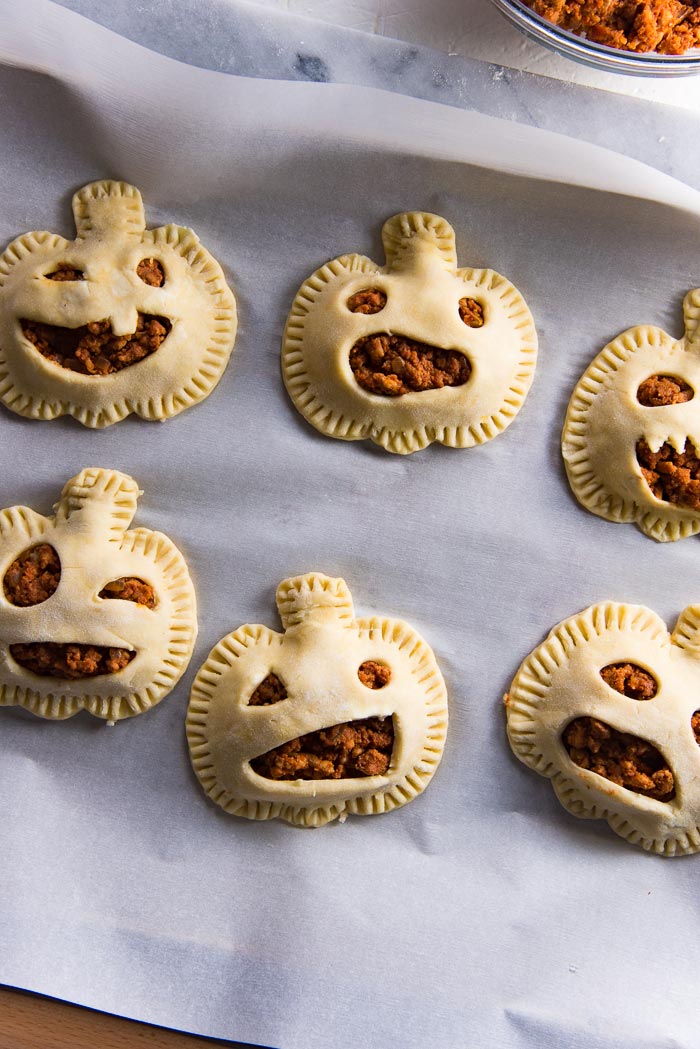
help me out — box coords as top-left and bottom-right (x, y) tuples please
(600, 662), (658, 700)
(3, 544), (61, 607)
(347, 288), (387, 314)
(358, 660), (391, 689)
(98, 577), (157, 609)
(137, 258), (165, 287)
(637, 374), (694, 406)
(248, 672), (288, 706)
(459, 297), (484, 328)
(45, 264), (85, 281)
(563, 716), (674, 801)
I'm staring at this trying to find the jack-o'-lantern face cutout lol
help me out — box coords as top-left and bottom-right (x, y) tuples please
(187, 573), (448, 826)
(0, 469), (197, 720)
(0, 180), (236, 427)
(562, 289), (700, 542)
(282, 212), (537, 454)
(506, 601), (700, 855)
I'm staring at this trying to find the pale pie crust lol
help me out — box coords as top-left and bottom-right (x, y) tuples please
(0, 468), (197, 720)
(187, 572), (448, 827)
(282, 212), (537, 454)
(506, 601), (700, 855)
(0, 180), (237, 427)
(562, 289), (700, 542)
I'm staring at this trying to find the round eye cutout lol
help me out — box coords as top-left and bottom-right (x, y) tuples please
(459, 297), (484, 328)
(45, 264), (85, 281)
(637, 374), (694, 406)
(3, 544), (61, 606)
(358, 660), (391, 689)
(137, 258), (165, 287)
(347, 288), (387, 314)
(98, 577), (157, 609)
(600, 662), (658, 700)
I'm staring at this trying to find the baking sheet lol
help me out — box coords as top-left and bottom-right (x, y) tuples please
(2, 2), (700, 1047)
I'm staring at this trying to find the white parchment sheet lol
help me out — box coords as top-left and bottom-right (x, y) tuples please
(2, 3), (700, 1047)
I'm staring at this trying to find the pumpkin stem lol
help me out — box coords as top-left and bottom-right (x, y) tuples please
(671, 604), (700, 653)
(684, 288), (700, 351)
(54, 468), (141, 540)
(276, 573), (354, 628)
(72, 181), (146, 241)
(381, 212), (457, 275)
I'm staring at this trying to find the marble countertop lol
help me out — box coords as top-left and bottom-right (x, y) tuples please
(57, 0), (700, 190)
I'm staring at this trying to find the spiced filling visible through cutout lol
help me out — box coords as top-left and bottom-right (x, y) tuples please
(458, 297), (484, 327)
(98, 577), (156, 609)
(3, 544), (61, 606)
(251, 715), (395, 780)
(563, 717), (675, 801)
(137, 258), (165, 287)
(358, 660), (391, 689)
(248, 672), (288, 706)
(637, 374), (694, 406)
(45, 264), (85, 282)
(693, 712), (700, 746)
(21, 314), (171, 375)
(347, 288), (386, 314)
(350, 334), (471, 397)
(600, 662), (658, 700)
(637, 438), (700, 510)
(10, 642), (136, 679)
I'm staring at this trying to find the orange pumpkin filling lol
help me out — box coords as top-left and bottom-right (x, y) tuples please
(347, 288), (387, 314)
(10, 643), (135, 679)
(4, 544), (61, 606)
(21, 314), (171, 376)
(249, 672), (288, 706)
(358, 660), (391, 688)
(637, 374), (694, 406)
(637, 438), (700, 510)
(46, 264), (84, 282)
(136, 258), (165, 287)
(458, 297), (484, 327)
(523, 0), (700, 55)
(692, 711), (700, 745)
(600, 662), (658, 699)
(251, 715), (394, 780)
(563, 717), (675, 801)
(350, 334), (471, 397)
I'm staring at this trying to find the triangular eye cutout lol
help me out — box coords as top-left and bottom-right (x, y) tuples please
(248, 672), (288, 706)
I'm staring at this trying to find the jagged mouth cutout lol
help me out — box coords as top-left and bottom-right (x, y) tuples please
(20, 258), (171, 376)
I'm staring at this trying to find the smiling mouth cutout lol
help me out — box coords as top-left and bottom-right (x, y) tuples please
(9, 642), (136, 679)
(20, 314), (172, 376)
(349, 334), (471, 397)
(637, 438), (700, 510)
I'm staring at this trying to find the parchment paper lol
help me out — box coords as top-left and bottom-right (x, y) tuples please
(2, 3), (700, 1047)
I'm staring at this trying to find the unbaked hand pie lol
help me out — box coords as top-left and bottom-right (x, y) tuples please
(563, 289), (700, 541)
(187, 572), (448, 826)
(506, 601), (700, 855)
(282, 212), (537, 454)
(0, 468), (197, 720)
(0, 180), (236, 426)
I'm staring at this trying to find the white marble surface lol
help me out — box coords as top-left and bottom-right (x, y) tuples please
(250, 0), (700, 107)
(56, 0), (700, 190)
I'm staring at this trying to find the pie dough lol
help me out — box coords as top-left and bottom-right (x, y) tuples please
(282, 212), (537, 454)
(0, 468), (197, 720)
(506, 601), (700, 855)
(562, 289), (700, 542)
(187, 572), (448, 826)
(0, 180), (237, 427)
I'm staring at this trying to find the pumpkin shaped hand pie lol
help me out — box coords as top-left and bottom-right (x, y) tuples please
(0, 468), (197, 720)
(0, 180), (236, 426)
(506, 601), (700, 855)
(282, 212), (537, 454)
(562, 289), (700, 541)
(186, 573), (448, 826)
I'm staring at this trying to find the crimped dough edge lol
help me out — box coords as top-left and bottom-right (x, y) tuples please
(0, 180), (237, 427)
(507, 601), (700, 855)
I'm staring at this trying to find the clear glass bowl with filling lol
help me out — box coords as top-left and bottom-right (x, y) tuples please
(490, 0), (700, 75)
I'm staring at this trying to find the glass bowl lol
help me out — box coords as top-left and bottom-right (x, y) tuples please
(490, 0), (700, 75)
